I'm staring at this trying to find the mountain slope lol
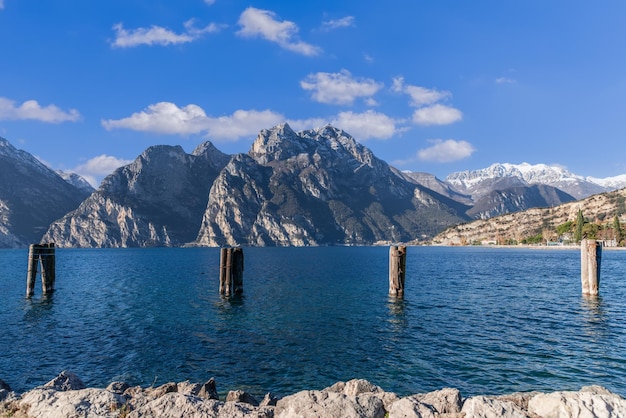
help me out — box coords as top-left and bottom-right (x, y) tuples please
(43, 142), (230, 247)
(467, 182), (576, 219)
(194, 124), (470, 246)
(0, 137), (91, 247)
(433, 188), (626, 245)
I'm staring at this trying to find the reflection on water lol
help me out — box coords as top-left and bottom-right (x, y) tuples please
(22, 295), (54, 322)
(580, 295), (607, 339)
(386, 297), (408, 330)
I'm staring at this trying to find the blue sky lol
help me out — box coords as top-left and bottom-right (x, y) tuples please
(1, 1), (625, 187)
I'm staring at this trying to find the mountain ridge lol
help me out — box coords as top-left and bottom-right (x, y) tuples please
(2, 130), (626, 248)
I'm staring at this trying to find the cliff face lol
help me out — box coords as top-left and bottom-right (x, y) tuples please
(434, 187), (626, 245)
(194, 124), (469, 246)
(43, 142), (230, 247)
(0, 137), (91, 247)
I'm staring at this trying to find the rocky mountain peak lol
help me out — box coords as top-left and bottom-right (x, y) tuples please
(249, 122), (309, 164)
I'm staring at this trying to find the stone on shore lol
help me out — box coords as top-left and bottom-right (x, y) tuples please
(528, 386), (626, 418)
(4, 373), (626, 418)
(42, 370), (85, 391)
(19, 388), (124, 418)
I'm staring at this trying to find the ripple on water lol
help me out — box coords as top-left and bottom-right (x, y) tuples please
(1, 246), (626, 398)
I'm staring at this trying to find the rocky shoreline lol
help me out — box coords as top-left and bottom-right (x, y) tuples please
(2, 371), (626, 417)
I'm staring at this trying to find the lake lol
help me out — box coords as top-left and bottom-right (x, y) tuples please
(1, 246), (625, 399)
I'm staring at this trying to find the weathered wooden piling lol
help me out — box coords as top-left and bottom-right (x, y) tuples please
(26, 243), (56, 297)
(389, 245), (406, 297)
(219, 247), (244, 296)
(581, 239), (601, 296)
(232, 247), (244, 295)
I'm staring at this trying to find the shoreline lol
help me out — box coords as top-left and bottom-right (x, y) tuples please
(2, 372), (626, 417)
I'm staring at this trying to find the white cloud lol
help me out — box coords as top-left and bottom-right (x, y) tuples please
(392, 76), (451, 106)
(74, 155), (133, 187)
(330, 110), (396, 140)
(285, 117), (329, 132)
(207, 109), (285, 140)
(102, 102), (284, 141)
(300, 70), (383, 105)
(321, 16), (355, 31)
(236, 7), (321, 56)
(0, 1), (4, 9)
(110, 20), (223, 48)
(204, 0), (215, 4)
(111, 23), (193, 47)
(286, 111), (397, 140)
(418, 139), (475, 163)
(412, 104), (462, 126)
(0, 97), (80, 123)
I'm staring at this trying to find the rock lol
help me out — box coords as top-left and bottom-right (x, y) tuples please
(260, 392), (279, 407)
(198, 377), (220, 400)
(43, 371), (86, 391)
(492, 391), (539, 411)
(461, 395), (530, 418)
(127, 392), (221, 418)
(226, 390), (259, 406)
(342, 379), (384, 396)
(413, 388), (463, 414)
(177, 381), (203, 397)
(150, 382), (178, 398)
(387, 396), (437, 418)
(219, 401), (274, 418)
(528, 385), (626, 418)
(105, 381), (130, 394)
(323, 379), (398, 413)
(275, 390), (386, 418)
(19, 388), (124, 418)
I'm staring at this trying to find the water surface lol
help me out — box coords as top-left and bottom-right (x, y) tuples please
(1, 246), (625, 398)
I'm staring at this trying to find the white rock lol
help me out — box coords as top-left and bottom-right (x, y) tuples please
(461, 396), (530, 418)
(19, 388), (124, 418)
(275, 390), (386, 418)
(388, 396), (437, 418)
(127, 392), (221, 417)
(528, 386), (626, 418)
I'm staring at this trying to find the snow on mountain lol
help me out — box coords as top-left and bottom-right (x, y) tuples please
(587, 174), (626, 190)
(445, 162), (625, 200)
(446, 163), (578, 188)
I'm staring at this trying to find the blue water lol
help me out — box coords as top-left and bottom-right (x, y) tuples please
(1, 246), (625, 399)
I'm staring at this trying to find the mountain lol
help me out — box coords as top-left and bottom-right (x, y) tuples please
(466, 181), (576, 219)
(445, 163), (613, 200)
(194, 124), (470, 246)
(0, 137), (92, 247)
(43, 142), (230, 247)
(56, 170), (95, 195)
(433, 188), (626, 246)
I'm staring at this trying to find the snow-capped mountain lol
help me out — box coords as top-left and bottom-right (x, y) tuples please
(445, 163), (620, 200)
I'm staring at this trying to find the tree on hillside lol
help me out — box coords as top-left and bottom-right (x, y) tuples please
(614, 214), (623, 246)
(574, 209), (584, 242)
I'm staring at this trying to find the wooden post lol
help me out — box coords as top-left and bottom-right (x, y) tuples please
(41, 243), (56, 295)
(232, 247), (244, 295)
(26, 243), (56, 297)
(581, 239), (601, 296)
(219, 247), (244, 296)
(26, 244), (38, 297)
(389, 245), (407, 297)
(219, 248), (228, 295)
